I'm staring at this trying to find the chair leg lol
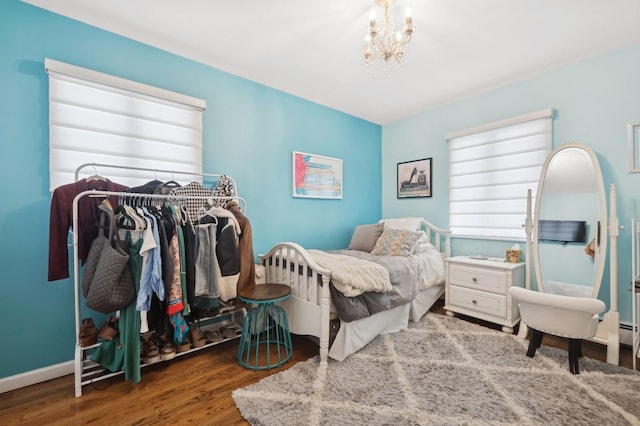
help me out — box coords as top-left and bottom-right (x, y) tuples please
(568, 339), (582, 374)
(527, 329), (543, 358)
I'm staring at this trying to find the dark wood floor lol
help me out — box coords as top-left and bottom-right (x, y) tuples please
(1, 302), (636, 425)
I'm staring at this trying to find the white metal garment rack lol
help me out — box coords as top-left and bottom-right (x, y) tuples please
(70, 164), (247, 397)
(74, 162), (240, 190)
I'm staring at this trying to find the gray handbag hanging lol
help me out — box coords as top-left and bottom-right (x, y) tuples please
(84, 202), (135, 314)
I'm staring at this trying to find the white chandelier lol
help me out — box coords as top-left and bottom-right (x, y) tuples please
(363, 0), (415, 65)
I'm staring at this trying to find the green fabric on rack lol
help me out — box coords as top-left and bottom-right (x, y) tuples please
(121, 232), (143, 384)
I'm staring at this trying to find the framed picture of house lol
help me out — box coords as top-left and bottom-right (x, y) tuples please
(628, 123), (640, 173)
(292, 151), (343, 199)
(397, 158), (432, 198)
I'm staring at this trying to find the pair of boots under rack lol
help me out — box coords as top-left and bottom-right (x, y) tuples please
(79, 316), (119, 347)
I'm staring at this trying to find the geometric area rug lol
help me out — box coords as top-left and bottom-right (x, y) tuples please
(232, 313), (640, 426)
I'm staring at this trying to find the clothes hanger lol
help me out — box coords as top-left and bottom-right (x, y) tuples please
(195, 206), (218, 225)
(86, 166), (107, 182)
(123, 204), (146, 231)
(114, 205), (138, 230)
(161, 180), (181, 188)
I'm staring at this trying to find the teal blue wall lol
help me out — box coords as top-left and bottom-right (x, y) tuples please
(0, 1), (381, 378)
(382, 42), (640, 325)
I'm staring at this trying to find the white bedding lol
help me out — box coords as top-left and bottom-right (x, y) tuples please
(285, 245), (445, 305)
(413, 244), (447, 291)
(307, 249), (392, 296)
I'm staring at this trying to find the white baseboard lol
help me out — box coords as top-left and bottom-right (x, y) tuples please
(0, 361), (74, 394)
(619, 321), (634, 347)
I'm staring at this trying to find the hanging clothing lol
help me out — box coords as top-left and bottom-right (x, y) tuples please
(194, 222), (220, 309)
(175, 225), (190, 316)
(198, 214), (240, 302)
(48, 178), (128, 281)
(136, 209), (165, 311)
(89, 231), (142, 384)
(124, 179), (163, 194)
(211, 175), (236, 207)
(169, 182), (217, 224)
(167, 233), (185, 315)
(181, 221), (197, 309)
(226, 200), (256, 295)
(121, 232), (143, 384)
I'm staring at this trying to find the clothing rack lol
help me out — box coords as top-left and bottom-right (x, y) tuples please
(74, 162), (239, 191)
(70, 164), (247, 397)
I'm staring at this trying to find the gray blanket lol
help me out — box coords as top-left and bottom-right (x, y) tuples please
(326, 250), (419, 322)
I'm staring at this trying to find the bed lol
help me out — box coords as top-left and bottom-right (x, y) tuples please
(259, 217), (451, 365)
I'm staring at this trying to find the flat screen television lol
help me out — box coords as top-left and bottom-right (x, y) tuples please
(538, 220), (587, 244)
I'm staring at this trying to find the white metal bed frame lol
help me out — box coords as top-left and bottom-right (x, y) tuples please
(259, 219), (451, 365)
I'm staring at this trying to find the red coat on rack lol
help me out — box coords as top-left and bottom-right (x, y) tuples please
(48, 178), (128, 281)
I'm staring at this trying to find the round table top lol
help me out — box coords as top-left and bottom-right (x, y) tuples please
(239, 283), (291, 302)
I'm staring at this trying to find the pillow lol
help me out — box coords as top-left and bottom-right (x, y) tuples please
(378, 217), (423, 231)
(348, 223), (384, 252)
(412, 232), (435, 254)
(371, 228), (424, 257)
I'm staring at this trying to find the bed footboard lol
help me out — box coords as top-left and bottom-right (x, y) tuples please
(259, 242), (332, 365)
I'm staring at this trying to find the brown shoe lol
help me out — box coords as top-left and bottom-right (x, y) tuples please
(220, 325), (240, 339)
(176, 338), (191, 353)
(204, 329), (223, 343)
(158, 334), (176, 361)
(141, 332), (160, 364)
(79, 318), (97, 347)
(189, 327), (206, 348)
(98, 316), (119, 341)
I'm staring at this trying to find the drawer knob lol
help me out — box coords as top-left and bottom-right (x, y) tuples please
(472, 299), (477, 305)
(472, 277), (477, 282)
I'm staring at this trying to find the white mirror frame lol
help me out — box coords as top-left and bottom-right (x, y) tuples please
(522, 142), (620, 365)
(532, 143), (608, 298)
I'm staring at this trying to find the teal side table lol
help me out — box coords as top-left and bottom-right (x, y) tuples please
(237, 283), (293, 370)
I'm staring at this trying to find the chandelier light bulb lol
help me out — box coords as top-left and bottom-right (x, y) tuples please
(363, 0), (415, 66)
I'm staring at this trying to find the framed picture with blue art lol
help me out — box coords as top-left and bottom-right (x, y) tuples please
(292, 151), (343, 199)
(397, 158), (432, 198)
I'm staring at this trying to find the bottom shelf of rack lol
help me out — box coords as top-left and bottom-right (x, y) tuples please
(81, 331), (243, 385)
(76, 309), (246, 395)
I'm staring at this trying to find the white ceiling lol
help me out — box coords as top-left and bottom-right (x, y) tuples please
(23, 0), (640, 125)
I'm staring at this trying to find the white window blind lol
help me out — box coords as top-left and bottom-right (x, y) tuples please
(446, 109), (553, 240)
(45, 58), (206, 191)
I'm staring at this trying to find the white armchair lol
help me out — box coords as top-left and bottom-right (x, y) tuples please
(509, 286), (606, 374)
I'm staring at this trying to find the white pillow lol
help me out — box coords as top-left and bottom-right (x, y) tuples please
(412, 232), (435, 254)
(378, 217), (423, 231)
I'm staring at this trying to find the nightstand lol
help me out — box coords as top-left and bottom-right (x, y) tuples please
(444, 256), (525, 333)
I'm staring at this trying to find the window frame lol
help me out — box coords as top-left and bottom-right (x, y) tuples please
(446, 109), (553, 241)
(45, 58), (206, 190)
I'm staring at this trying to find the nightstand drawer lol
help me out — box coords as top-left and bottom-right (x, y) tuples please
(448, 264), (507, 294)
(449, 285), (506, 318)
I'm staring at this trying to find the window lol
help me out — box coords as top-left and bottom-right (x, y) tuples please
(45, 58), (206, 190)
(446, 109), (552, 240)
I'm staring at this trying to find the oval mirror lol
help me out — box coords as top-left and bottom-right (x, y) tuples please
(533, 143), (607, 298)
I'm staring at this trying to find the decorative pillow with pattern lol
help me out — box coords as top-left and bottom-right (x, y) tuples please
(370, 228), (424, 256)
